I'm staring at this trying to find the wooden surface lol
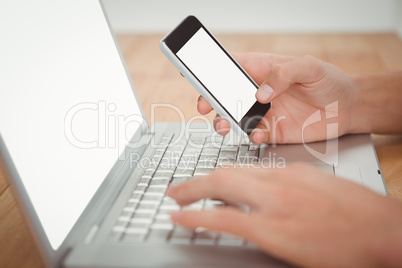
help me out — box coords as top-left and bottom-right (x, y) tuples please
(1, 33), (402, 267)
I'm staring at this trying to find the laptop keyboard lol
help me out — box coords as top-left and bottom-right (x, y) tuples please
(108, 134), (260, 248)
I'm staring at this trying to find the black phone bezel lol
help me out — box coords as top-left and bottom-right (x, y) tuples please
(162, 15), (271, 135)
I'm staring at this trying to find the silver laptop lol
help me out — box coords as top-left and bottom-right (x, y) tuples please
(0, 0), (387, 267)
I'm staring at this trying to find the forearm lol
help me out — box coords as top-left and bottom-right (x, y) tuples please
(349, 71), (402, 134)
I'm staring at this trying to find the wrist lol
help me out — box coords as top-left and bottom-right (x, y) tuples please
(347, 74), (373, 134)
(348, 71), (402, 134)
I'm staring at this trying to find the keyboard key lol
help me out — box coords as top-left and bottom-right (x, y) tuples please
(149, 179), (170, 187)
(180, 155), (198, 163)
(196, 161), (216, 169)
(219, 151), (237, 160)
(136, 204), (158, 214)
(220, 145), (238, 152)
(137, 203), (159, 210)
(142, 169), (155, 179)
(182, 150), (202, 157)
(161, 155), (181, 165)
(150, 155), (162, 164)
(245, 241), (259, 249)
(198, 155), (218, 161)
(194, 227), (218, 245)
(128, 193), (142, 201)
(238, 144), (249, 153)
(131, 218), (153, 224)
(201, 148), (220, 156)
(218, 232), (244, 246)
(165, 150), (185, 157)
(216, 158), (235, 166)
(188, 137), (205, 145)
(194, 167), (213, 176)
(159, 204), (180, 211)
(146, 161), (159, 171)
(159, 136), (172, 146)
(153, 149), (166, 157)
(173, 169), (193, 177)
(128, 222), (150, 229)
(249, 144), (259, 151)
(153, 218), (173, 224)
(155, 166), (176, 173)
(125, 227), (148, 234)
(133, 185), (147, 194)
(144, 187), (167, 196)
(131, 212), (154, 219)
(204, 199), (225, 210)
(154, 212), (170, 220)
(203, 140), (222, 148)
(112, 225), (126, 233)
(114, 219), (129, 228)
(151, 223), (174, 230)
(239, 150), (259, 159)
(182, 200), (204, 211)
(169, 226), (194, 244)
(137, 177), (151, 186)
(171, 177), (188, 185)
(146, 229), (172, 244)
(238, 157), (259, 165)
(118, 211), (133, 222)
(123, 206), (136, 212)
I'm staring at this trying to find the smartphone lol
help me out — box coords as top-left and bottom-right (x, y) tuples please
(160, 15), (271, 136)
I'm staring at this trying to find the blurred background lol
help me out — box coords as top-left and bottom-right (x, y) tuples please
(102, 0), (402, 37)
(99, 0), (402, 124)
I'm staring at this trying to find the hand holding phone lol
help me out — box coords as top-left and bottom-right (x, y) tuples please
(160, 16), (271, 137)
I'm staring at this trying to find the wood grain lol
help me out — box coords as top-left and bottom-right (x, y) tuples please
(1, 33), (402, 267)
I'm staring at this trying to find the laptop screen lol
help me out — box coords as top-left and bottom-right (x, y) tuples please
(0, 1), (144, 249)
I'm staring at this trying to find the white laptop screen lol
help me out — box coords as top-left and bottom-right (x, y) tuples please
(0, 0), (143, 249)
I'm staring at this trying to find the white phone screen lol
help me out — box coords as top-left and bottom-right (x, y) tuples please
(176, 28), (256, 122)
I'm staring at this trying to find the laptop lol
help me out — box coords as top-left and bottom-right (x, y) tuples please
(0, 0), (387, 267)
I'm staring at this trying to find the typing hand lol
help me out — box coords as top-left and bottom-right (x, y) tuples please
(168, 164), (402, 268)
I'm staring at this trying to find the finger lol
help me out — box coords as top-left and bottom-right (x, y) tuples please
(233, 53), (297, 72)
(213, 114), (231, 135)
(170, 207), (297, 265)
(249, 115), (272, 144)
(170, 207), (255, 239)
(256, 55), (324, 103)
(197, 95), (213, 115)
(167, 167), (265, 209)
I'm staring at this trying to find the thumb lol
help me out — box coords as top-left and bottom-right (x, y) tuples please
(255, 55), (324, 103)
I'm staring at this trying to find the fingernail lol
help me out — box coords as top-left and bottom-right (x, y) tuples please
(250, 133), (258, 144)
(256, 84), (273, 101)
(216, 121), (221, 132)
(170, 211), (181, 222)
